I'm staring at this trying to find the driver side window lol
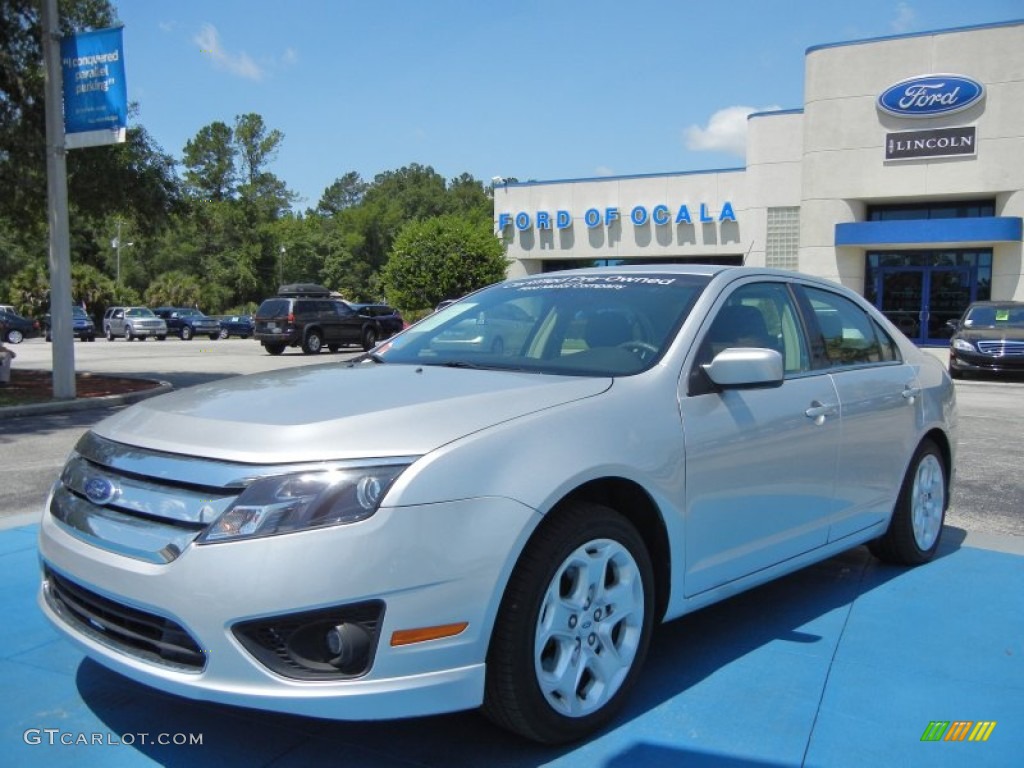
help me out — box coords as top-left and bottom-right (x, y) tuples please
(691, 282), (810, 394)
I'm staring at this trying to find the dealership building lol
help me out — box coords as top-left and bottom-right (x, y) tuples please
(493, 19), (1023, 345)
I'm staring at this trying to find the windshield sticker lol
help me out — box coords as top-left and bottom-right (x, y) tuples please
(996, 309), (1010, 322)
(507, 275), (679, 292)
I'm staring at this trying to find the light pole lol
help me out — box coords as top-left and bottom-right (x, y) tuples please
(112, 219), (134, 285)
(278, 245), (286, 287)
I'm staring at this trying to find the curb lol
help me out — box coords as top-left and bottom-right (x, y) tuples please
(0, 379), (173, 418)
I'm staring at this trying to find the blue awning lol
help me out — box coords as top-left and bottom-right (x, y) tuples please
(835, 217), (1022, 247)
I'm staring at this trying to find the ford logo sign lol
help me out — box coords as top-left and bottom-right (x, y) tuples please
(83, 476), (119, 506)
(877, 74), (984, 118)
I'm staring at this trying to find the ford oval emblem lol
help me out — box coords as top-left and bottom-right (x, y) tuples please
(84, 476), (119, 506)
(877, 74), (984, 118)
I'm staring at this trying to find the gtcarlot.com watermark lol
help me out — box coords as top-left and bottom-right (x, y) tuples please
(24, 728), (203, 747)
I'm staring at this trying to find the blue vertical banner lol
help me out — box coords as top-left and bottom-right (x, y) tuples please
(60, 26), (127, 149)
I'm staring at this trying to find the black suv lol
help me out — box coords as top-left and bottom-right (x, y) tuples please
(153, 307), (223, 340)
(254, 284), (385, 355)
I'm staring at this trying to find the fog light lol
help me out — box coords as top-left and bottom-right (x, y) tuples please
(326, 622), (371, 672)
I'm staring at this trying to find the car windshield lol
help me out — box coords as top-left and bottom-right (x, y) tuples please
(964, 305), (1024, 329)
(176, 308), (202, 317)
(72, 307), (89, 318)
(126, 308), (156, 318)
(376, 272), (709, 376)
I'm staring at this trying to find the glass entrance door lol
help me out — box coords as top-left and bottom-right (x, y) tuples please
(926, 268), (972, 342)
(879, 269), (924, 341)
(877, 267), (973, 345)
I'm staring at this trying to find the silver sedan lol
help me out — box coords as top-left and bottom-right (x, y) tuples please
(37, 266), (955, 744)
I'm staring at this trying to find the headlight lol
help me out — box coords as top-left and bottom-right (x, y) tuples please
(952, 338), (975, 353)
(198, 464), (409, 544)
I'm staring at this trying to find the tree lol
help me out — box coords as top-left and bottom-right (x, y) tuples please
(182, 121), (235, 201)
(381, 215), (507, 310)
(144, 270), (203, 308)
(315, 171), (366, 217)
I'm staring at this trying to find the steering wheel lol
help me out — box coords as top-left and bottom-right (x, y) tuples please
(617, 340), (660, 361)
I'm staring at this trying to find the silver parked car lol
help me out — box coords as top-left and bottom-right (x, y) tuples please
(102, 306), (167, 341)
(38, 266), (956, 744)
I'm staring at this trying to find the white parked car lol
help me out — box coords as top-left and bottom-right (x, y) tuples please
(38, 266), (956, 743)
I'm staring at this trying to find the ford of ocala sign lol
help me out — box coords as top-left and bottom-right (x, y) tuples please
(877, 74), (984, 118)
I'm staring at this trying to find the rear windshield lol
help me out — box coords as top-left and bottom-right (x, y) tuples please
(256, 299), (291, 317)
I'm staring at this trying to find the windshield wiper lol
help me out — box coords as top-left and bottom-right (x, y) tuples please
(350, 351), (385, 364)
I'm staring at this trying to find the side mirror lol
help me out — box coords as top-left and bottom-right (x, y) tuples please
(946, 319), (960, 330)
(703, 348), (784, 389)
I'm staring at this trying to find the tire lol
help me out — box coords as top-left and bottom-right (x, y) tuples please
(263, 343), (285, 356)
(45, 330), (52, 342)
(6, 329), (23, 344)
(219, 328), (229, 340)
(302, 330), (323, 354)
(125, 325), (134, 342)
(361, 326), (378, 352)
(869, 439), (946, 565)
(87, 335), (95, 342)
(948, 363), (963, 380)
(106, 326), (114, 341)
(483, 501), (655, 744)
(181, 326), (193, 340)
(208, 333), (219, 340)
(156, 335), (166, 341)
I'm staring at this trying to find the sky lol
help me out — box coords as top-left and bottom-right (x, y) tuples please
(113, 1), (1023, 212)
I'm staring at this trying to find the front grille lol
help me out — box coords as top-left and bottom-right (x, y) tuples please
(977, 340), (1024, 356)
(44, 566), (205, 671)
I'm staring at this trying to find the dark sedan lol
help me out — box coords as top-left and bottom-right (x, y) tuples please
(948, 301), (1024, 378)
(217, 314), (255, 339)
(0, 308), (41, 344)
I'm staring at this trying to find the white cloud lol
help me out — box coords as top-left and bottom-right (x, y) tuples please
(593, 166), (615, 177)
(890, 2), (916, 33)
(281, 47), (299, 67)
(684, 104), (780, 158)
(194, 23), (263, 81)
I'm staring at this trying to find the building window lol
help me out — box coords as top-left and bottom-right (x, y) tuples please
(867, 200), (995, 221)
(766, 207), (800, 270)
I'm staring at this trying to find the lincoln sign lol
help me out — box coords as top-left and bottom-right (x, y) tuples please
(885, 127), (977, 161)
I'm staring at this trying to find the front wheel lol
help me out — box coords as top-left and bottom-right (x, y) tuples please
(869, 439), (947, 565)
(181, 326), (193, 340)
(484, 501), (655, 744)
(106, 327), (114, 341)
(125, 326), (134, 342)
(219, 328), (229, 340)
(6, 329), (23, 344)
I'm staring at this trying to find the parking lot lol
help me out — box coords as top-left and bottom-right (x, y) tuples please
(1, 338), (1022, 766)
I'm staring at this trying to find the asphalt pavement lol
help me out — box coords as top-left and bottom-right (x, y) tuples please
(1, 338), (1022, 766)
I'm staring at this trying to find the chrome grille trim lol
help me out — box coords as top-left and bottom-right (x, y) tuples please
(976, 340), (1024, 356)
(50, 486), (203, 564)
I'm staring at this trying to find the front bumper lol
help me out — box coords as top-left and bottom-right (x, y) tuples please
(38, 495), (536, 720)
(949, 349), (1024, 375)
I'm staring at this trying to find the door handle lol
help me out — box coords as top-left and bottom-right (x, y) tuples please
(902, 385), (921, 403)
(805, 401), (839, 425)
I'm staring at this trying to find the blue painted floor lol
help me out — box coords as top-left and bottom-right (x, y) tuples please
(3, 522), (1022, 767)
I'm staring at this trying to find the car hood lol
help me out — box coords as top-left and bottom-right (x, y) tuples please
(957, 327), (1024, 343)
(93, 363), (611, 463)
